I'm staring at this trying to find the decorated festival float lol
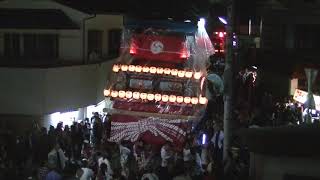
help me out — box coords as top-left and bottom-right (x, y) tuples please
(103, 17), (214, 147)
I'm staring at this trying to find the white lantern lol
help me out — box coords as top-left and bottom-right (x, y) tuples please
(164, 68), (171, 75)
(199, 96), (208, 105)
(193, 72), (202, 80)
(169, 95), (177, 103)
(119, 91), (126, 98)
(150, 67), (157, 74)
(155, 94), (162, 101)
(121, 65), (128, 71)
(128, 65), (135, 72)
(133, 92), (140, 99)
(135, 65), (142, 73)
(162, 95), (169, 102)
(111, 91), (118, 98)
(157, 67), (164, 74)
(126, 91), (132, 99)
(104, 89), (111, 96)
(184, 97), (191, 104)
(171, 69), (178, 76)
(191, 97), (199, 104)
(147, 94), (155, 101)
(140, 93), (147, 100)
(142, 66), (150, 73)
(112, 65), (120, 72)
(185, 71), (193, 78)
(177, 96), (184, 103)
(178, 70), (185, 78)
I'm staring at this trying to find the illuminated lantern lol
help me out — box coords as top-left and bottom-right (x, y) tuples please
(126, 91), (132, 99)
(111, 91), (118, 98)
(157, 67), (164, 74)
(178, 70), (185, 78)
(104, 89), (111, 96)
(155, 94), (162, 101)
(169, 95), (177, 103)
(140, 93), (147, 100)
(142, 66), (150, 73)
(150, 67), (157, 74)
(162, 95), (169, 102)
(112, 65), (120, 72)
(135, 65), (142, 73)
(171, 69), (178, 76)
(147, 94), (155, 101)
(184, 97), (191, 104)
(128, 65), (135, 72)
(185, 71), (193, 78)
(121, 65), (128, 71)
(177, 96), (184, 103)
(164, 68), (171, 75)
(191, 97), (199, 104)
(119, 91), (126, 98)
(133, 92), (140, 99)
(199, 96), (208, 105)
(193, 72), (202, 80)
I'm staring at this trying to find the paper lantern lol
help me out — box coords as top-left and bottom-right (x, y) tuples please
(111, 91), (118, 98)
(140, 93), (147, 100)
(147, 94), (155, 101)
(126, 91), (132, 99)
(157, 67), (164, 74)
(185, 71), (193, 78)
(128, 65), (135, 72)
(112, 65), (120, 72)
(169, 95), (177, 103)
(155, 94), (162, 101)
(171, 69), (178, 76)
(164, 68), (171, 75)
(184, 97), (191, 104)
(121, 65), (128, 71)
(118, 91), (126, 98)
(135, 65), (142, 73)
(104, 89), (111, 96)
(191, 97), (199, 104)
(177, 96), (184, 103)
(199, 96), (208, 105)
(142, 66), (150, 73)
(150, 67), (157, 74)
(178, 70), (185, 78)
(193, 72), (202, 80)
(133, 92), (140, 99)
(162, 95), (169, 102)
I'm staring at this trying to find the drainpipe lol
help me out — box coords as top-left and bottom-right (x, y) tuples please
(82, 14), (96, 64)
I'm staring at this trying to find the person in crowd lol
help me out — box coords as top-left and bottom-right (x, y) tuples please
(79, 159), (94, 180)
(45, 160), (62, 180)
(172, 161), (191, 180)
(159, 141), (173, 180)
(38, 160), (49, 180)
(210, 122), (224, 177)
(96, 163), (112, 180)
(48, 142), (67, 172)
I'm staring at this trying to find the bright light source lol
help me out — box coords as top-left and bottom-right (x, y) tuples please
(219, 32), (224, 38)
(198, 18), (206, 29)
(202, 134), (207, 145)
(184, 19), (191, 23)
(218, 17), (227, 25)
(252, 66), (258, 70)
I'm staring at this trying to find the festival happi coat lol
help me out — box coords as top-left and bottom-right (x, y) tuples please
(104, 18), (214, 146)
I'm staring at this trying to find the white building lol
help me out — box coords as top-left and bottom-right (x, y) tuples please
(0, 0), (123, 131)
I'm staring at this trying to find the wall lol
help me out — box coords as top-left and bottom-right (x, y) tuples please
(0, 59), (115, 116)
(251, 153), (320, 180)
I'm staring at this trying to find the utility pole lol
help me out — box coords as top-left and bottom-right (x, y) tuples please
(223, 0), (234, 169)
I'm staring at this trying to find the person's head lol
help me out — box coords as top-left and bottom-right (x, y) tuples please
(54, 142), (61, 150)
(100, 163), (108, 176)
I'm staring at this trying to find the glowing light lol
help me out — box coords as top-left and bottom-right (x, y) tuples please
(191, 97), (199, 104)
(119, 91), (126, 98)
(178, 70), (185, 78)
(184, 97), (191, 104)
(162, 95), (169, 102)
(129, 42), (137, 54)
(133, 92), (140, 99)
(142, 66), (150, 73)
(140, 93), (147, 100)
(219, 32), (224, 38)
(150, 67), (157, 74)
(171, 69), (178, 76)
(194, 72), (202, 80)
(121, 65), (128, 71)
(177, 96), (184, 103)
(184, 19), (191, 23)
(157, 67), (164, 74)
(202, 134), (207, 145)
(111, 91), (118, 98)
(218, 17), (227, 25)
(169, 95), (177, 103)
(135, 65), (142, 73)
(126, 91), (132, 99)
(164, 68), (171, 75)
(112, 65), (120, 72)
(198, 18), (206, 29)
(155, 94), (162, 101)
(185, 71), (193, 78)
(128, 65), (135, 72)
(199, 97), (208, 105)
(147, 94), (155, 101)
(104, 89), (110, 96)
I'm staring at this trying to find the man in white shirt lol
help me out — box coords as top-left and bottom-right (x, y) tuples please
(79, 160), (94, 180)
(48, 142), (67, 171)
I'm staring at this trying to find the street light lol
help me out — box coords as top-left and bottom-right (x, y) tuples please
(218, 17), (227, 25)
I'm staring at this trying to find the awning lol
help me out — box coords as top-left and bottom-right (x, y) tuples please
(0, 8), (79, 29)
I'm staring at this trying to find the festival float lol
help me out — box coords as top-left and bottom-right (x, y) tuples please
(103, 17), (214, 147)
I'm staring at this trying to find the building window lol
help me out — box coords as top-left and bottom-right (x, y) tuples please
(23, 34), (58, 59)
(108, 28), (122, 57)
(4, 33), (21, 58)
(88, 30), (102, 60)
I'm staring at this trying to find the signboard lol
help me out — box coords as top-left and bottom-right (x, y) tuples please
(293, 89), (320, 111)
